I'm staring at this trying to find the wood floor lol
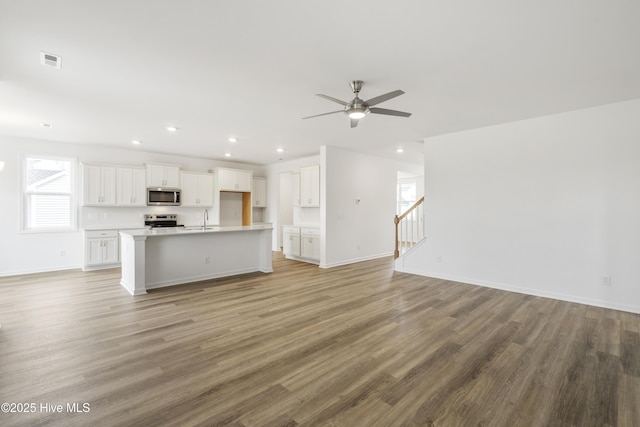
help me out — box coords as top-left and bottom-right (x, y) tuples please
(1, 253), (639, 426)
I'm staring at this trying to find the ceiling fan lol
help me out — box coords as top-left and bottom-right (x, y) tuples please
(303, 80), (412, 128)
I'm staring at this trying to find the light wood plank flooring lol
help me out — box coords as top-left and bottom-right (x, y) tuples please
(1, 253), (639, 426)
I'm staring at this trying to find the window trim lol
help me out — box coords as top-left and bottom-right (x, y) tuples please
(21, 154), (78, 233)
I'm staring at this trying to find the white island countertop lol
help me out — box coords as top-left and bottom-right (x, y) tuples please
(120, 223), (272, 237)
(119, 224), (273, 295)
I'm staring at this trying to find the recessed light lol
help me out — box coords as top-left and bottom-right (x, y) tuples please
(224, 153), (231, 157)
(396, 148), (404, 153)
(41, 123), (53, 128)
(131, 140), (142, 145)
(228, 137), (237, 143)
(276, 148), (284, 153)
(167, 126), (178, 132)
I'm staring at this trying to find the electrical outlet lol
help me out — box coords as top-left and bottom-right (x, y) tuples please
(205, 256), (211, 264)
(436, 255), (442, 263)
(602, 275), (612, 287)
(59, 250), (66, 256)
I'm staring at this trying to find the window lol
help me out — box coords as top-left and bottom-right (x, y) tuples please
(397, 182), (417, 214)
(23, 156), (75, 231)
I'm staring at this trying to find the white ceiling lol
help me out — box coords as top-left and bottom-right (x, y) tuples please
(1, 0), (639, 165)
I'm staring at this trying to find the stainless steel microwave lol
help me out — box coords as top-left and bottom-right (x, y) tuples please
(147, 187), (181, 206)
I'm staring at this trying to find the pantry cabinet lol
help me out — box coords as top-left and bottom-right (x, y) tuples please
(82, 164), (116, 206)
(146, 163), (180, 188)
(116, 167), (146, 206)
(181, 171), (214, 206)
(300, 164), (320, 207)
(291, 173), (301, 206)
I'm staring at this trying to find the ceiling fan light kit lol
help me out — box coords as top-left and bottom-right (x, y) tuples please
(303, 80), (411, 128)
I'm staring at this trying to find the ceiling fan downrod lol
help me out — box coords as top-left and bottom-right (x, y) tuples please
(349, 80), (364, 95)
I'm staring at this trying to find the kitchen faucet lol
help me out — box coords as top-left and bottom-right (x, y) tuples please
(203, 208), (209, 229)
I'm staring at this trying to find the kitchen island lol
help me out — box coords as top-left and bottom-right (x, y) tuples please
(119, 224), (273, 295)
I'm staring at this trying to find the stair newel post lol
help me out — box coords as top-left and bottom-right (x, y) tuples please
(394, 215), (400, 259)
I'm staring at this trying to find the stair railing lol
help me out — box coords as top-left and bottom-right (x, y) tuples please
(394, 196), (424, 259)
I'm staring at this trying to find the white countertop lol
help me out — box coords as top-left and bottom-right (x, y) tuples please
(83, 225), (150, 231)
(120, 224), (273, 237)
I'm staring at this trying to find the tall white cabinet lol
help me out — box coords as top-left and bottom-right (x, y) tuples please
(291, 173), (301, 206)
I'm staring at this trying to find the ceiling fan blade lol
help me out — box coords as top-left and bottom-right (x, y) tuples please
(316, 94), (349, 106)
(350, 118), (359, 128)
(364, 90), (405, 107)
(369, 107), (412, 117)
(302, 110), (344, 120)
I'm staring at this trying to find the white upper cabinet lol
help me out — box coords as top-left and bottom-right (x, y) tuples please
(82, 164), (116, 206)
(300, 164), (320, 207)
(116, 167), (146, 206)
(146, 163), (180, 188)
(217, 168), (252, 192)
(181, 171), (214, 206)
(252, 177), (267, 207)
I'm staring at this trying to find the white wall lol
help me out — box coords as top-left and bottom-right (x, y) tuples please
(321, 145), (422, 268)
(0, 135), (264, 276)
(397, 99), (640, 314)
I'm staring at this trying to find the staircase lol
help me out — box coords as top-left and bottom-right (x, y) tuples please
(394, 196), (424, 259)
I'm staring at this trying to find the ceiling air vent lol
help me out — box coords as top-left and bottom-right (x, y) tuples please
(40, 52), (61, 69)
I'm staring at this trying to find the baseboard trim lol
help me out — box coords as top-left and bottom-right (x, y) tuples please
(0, 265), (82, 277)
(320, 252), (394, 269)
(398, 267), (640, 315)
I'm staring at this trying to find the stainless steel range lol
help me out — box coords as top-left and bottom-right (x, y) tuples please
(144, 214), (184, 228)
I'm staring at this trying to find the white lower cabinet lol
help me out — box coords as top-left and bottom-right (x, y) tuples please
(301, 227), (321, 261)
(84, 230), (119, 269)
(283, 226), (301, 257)
(283, 225), (319, 263)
